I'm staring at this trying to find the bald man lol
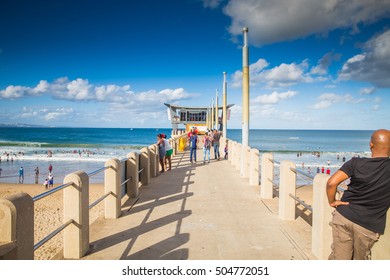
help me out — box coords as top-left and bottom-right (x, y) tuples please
(326, 129), (390, 260)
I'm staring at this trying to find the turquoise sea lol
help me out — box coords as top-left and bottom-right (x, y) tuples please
(0, 127), (374, 184)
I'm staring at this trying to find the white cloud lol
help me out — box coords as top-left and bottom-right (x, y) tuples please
(202, 0), (224, 9)
(313, 93), (365, 109)
(0, 77), (193, 106)
(223, 0), (390, 46)
(19, 107), (74, 122)
(252, 90), (297, 104)
(360, 87), (377, 95)
(339, 29), (390, 88)
(231, 58), (317, 88)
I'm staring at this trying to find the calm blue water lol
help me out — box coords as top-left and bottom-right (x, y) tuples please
(0, 127), (374, 184)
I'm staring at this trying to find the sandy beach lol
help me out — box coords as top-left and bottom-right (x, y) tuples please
(0, 182), (105, 260)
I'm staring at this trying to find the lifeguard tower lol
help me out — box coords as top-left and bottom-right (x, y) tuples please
(164, 103), (234, 135)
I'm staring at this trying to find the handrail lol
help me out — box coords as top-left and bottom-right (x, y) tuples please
(268, 178), (279, 188)
(32, 182), (74, 202)
(120, 177), (132, 186)
(138, 168), (144, 174)
(87, 166), (111, 177)
(89, 192), (113, 210)
(269, 158), (281, 165)
(290, 167), (315, 180)
(34, 219), (74, 251)
(289, 193), (313, 212)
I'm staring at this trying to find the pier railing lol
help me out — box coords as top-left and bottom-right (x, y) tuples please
(224, 139), (389, 260)
(0, 132), (187, 260)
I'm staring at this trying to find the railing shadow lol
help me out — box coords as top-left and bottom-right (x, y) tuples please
(87, 148), (196, 260)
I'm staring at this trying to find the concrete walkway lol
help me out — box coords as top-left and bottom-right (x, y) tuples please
(76, 147), (315, 260)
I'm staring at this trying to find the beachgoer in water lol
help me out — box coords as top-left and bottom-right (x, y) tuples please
(49, 164), (53, 173)
(19, 166), (24, 183)
(35, 166), (39, 184)
(317, 166), (320, 173)
(326, 129), (390, 259)
(157, 134), (166, 172)
(321, 166), (325, 173)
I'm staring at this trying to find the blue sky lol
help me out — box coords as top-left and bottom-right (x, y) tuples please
(0, 0), (389, 130)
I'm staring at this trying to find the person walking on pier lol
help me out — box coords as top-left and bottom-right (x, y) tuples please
(203, 132), (211, 163)
(157, 134), (166, 172)
(188, 131), (198, 163)
(326, 129), (390, 260)
(212, 129), (221, 160)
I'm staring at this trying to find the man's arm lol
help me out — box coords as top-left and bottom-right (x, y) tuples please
(326, 170), (350, 208)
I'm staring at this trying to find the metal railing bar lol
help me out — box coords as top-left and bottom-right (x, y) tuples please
(268, 178), (279, 188)
(32, 182), (74, 202)
(289, 193), (313, 212)
(290, 167), (315, 180)
(87, 166), (111, 177)
(120, 157), (130, 163)
(89, 192), (113, 210)
(34, 219), (74, 251)
(138, 168), (144, 174)
(269, 158), (281, 165)
(120, 177), (132, 186)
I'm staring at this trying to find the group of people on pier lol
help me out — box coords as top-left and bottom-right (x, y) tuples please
(187, 128), (227, 164)
(156, 133), (173, 172)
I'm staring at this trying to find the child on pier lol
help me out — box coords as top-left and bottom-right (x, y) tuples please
(224, 140), (228, 160)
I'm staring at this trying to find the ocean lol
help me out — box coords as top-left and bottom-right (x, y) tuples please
(0, 127), (373, 185)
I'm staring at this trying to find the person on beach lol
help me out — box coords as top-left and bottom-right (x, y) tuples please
(188, 131), (198, 163)
(212, 129), (221, 160)
(34, 166), (40, 184)
(49, 163), (53, 173)
(19, 166), (24, 183)
(162, 134), (173, 171)
(317, 166), (320, 173)
(43, 178), (49, 189)
(326, 167), (331, 175)
(321, 166), (325, 173)
(157, 134), (166, 172)
(326, 129), (390, 260)
(203, 132), (211, 164)
(48, 173), (54, 188)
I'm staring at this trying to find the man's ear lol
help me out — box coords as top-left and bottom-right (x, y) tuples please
(369, 141), (374, 150)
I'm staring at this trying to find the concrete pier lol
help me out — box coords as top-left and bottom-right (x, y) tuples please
(72, 146), (313, 260)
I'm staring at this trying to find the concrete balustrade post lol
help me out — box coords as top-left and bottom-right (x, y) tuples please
(104, 158), (121, 219)
(260, 153), (274, 199)
(230, 141), (235, 165)
(63, 171), (89, 259)
(279, 161), (297, 221)
(127, 152), (139, 198)
(312, 173), (332, 259)
(235, 143), (242, 171)
(140, 147), (150, 186)
(372, 212), (390, 259)
(242, 146), (251, 178)
(0, 193), (34, 260)
(249, 148), (260, 186)
(149, 145), (157, 178)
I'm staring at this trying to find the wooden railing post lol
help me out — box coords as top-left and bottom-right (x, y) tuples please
(140, 147), (150, 186)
